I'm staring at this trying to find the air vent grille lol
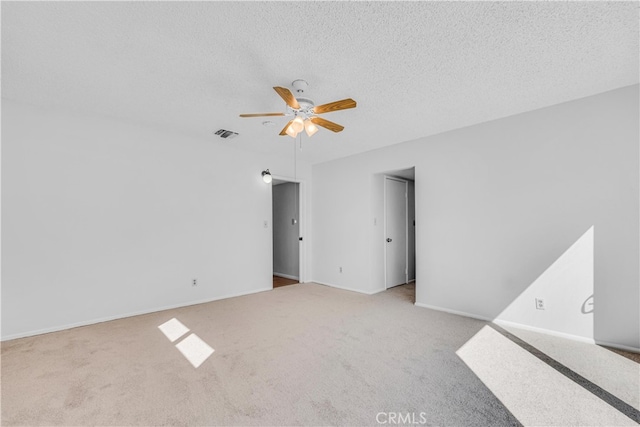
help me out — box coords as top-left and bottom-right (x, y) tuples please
(214, 129), (239, 139)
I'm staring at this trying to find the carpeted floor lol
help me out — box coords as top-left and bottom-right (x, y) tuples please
(1, 283), (638, 426)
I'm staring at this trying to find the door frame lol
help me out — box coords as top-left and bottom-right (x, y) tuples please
(271, 175), (307, 284)
(384, 175), (409, 289)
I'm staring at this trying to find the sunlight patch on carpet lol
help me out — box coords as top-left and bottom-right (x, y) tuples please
(158, 318), (190, 342)
(456, 325), (636, 426)
(175, 333), (214, 368)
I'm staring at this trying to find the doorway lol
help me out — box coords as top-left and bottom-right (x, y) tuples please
(272, 180), (300, 288)
(384, 173), (416, 289)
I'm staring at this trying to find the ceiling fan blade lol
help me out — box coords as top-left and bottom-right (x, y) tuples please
(239, 112), (285, 118)
(313, 98), (357, 114)
(279, 120), (294, 136)
(310, 116), (344, 133)
(273, 87), (301, 110)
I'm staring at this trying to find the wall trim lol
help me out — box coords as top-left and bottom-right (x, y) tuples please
(1, 287), (272, 342)
(415, 302), (639, 353)
(273, 272), (299, 281)
(492, 319), (595, 345)
(594, 340), (640, 354)
(312, 281), (382, 295)
(414, 302), (492, 321)
(271, 174), (308, 283)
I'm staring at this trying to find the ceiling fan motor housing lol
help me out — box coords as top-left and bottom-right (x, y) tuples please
(291, 97), (315, 119)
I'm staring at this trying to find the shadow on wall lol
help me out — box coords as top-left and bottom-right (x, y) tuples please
(454, 226), (640, 425)
(494, 226), (594, 340)
(419, 225), (598, 343)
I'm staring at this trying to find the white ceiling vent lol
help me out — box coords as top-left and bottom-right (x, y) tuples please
(214, 129), (238, 139)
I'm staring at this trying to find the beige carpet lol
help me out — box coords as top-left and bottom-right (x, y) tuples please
(1, 283), (637, 426)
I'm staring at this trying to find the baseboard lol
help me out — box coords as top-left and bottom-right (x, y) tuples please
(492, 319), (595, 345)
(594, 340), (640, 354)
(414, 302), (492, 322)
(494, 321), (640, 353)
(1, 287), (272, 342)
(312, 281), (381, 295)
(273, 272), (299, 280)
(414, 302), (639, 352)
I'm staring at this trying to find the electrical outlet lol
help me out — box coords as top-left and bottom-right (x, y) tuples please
(192, 279), (197, 287)
(535, 298), (545, 310)
(339, 267), (343, 273)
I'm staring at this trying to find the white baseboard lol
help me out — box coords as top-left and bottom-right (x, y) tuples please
(594, 339), (640, 354)
(492, 319), (595, 345)
(414, 302), (492, 322)
(1, 287), (272, 342)
(273, 272), (299, 281)
(494, 321), (640, 353)
(500, 319), (640, 353)
(414, 302), (639, 353)
(312, 281), (381, 295)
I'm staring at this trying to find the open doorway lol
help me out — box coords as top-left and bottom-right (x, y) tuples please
(382, 168), (416, 297)
(272, 179), (300, 288)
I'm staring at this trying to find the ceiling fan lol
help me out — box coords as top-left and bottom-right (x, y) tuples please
(239, 79), (356, 138)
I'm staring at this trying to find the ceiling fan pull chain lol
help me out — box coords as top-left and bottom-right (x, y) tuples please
(293, 136), (298, 223)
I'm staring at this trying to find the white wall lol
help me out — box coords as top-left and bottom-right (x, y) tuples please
(1, 100), (311, 340)
(313, 166), (374, 293)
(272, 182), (299, 279)
(496, 226), (594, 341)
(312, 85), (639, 350)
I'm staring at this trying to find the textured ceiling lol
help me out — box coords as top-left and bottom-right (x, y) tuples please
(2, 2), (638, 165)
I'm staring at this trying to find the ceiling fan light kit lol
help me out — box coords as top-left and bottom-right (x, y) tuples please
(240, 80), (356, 138)
(291, 116), (305, 133)
(285, 124), (297, 138)
(304, 119), (319, 137)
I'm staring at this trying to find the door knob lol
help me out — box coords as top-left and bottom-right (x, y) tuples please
(386, 238), (392, 242)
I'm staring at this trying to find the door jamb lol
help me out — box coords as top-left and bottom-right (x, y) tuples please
(271, 175), (306, 284)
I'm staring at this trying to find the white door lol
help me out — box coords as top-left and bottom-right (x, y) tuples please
(385, 177), (408, 289)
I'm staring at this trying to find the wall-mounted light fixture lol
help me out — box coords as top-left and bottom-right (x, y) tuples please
(262, 169), (273, 184)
